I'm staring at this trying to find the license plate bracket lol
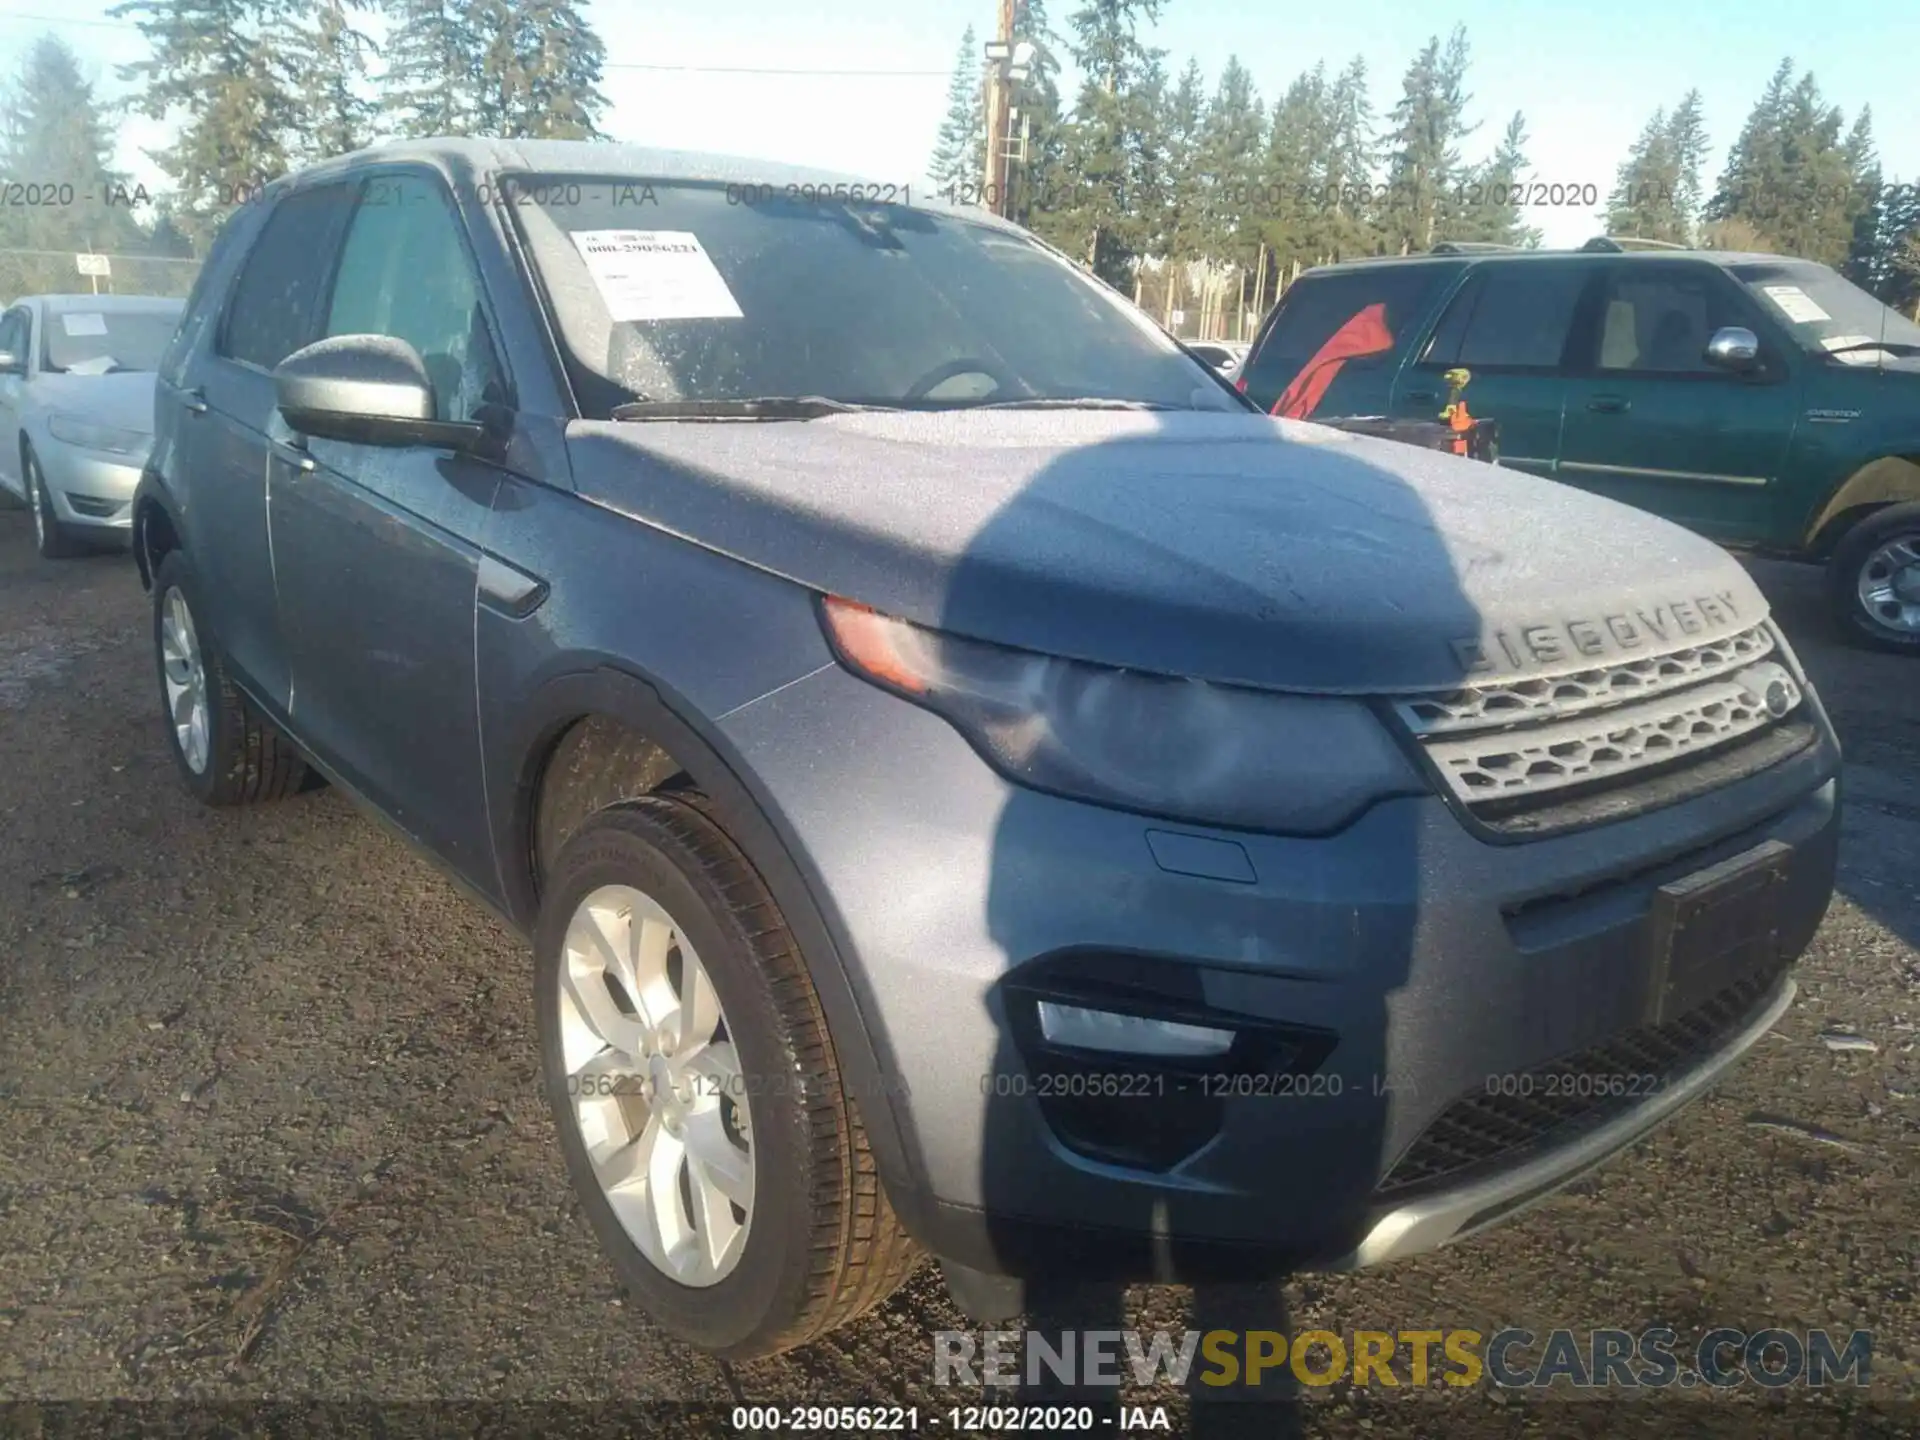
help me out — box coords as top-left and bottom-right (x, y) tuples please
(1646, 839), (1792, 1026)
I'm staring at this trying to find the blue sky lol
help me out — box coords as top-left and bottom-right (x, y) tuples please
(2, 0), (1915, 248)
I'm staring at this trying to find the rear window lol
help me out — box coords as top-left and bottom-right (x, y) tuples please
(217, 183), (358, 371)
(1239, 266), (1447, 417)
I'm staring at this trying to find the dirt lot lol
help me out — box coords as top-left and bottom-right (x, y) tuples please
(0, 507), (1916, 1438)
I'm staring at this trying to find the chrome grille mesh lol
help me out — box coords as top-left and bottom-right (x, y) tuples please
(1395, 622), (1777, 737)
(1393, 621), (1802, 818)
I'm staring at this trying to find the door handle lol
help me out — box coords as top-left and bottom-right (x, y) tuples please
(1587, 395), (1630, 414)
(180, 387), (208, 415)
(1402, 389), (1438, 404)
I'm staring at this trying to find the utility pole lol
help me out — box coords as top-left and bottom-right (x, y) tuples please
(982, 0), (1016, 217)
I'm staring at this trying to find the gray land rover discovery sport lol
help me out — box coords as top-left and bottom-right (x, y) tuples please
(133, 138), (1841, 1360)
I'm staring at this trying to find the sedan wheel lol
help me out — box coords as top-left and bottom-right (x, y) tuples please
(26, 450), (81, 559)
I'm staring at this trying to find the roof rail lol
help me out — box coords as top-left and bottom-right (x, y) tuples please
(1580, 236), (1690, 253)
(1429, 241), (1521, 255)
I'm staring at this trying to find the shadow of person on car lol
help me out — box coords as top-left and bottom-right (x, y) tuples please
(922, 407), (1490, 1432)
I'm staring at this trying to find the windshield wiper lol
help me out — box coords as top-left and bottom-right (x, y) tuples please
(1823, 340), (1920, 358)
(968, 396), (1181, 411)
(610, 396), (894, 422)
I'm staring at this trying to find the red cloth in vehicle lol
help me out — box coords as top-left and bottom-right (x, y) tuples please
(1271, 303), (1394, 420)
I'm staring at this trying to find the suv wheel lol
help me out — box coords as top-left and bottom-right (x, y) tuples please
(26, 447), (83, 559)
(1829, 501), (1920, 653)
(535, 796), (920, 1360)
(151, 549), (312, 804)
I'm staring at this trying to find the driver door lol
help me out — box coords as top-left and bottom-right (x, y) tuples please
(269, 170), (510, 893)
(1557, 261), (1800, 538)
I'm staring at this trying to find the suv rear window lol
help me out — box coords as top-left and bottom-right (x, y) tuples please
(1239, 266), (1447, 418)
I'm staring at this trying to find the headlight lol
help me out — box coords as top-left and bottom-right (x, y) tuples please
(819, 596), (1427, 833)
(46, 413), (149, 456)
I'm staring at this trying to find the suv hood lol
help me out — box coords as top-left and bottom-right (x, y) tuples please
(569, 410), (1767, 695)
(30, 370), (158, 435)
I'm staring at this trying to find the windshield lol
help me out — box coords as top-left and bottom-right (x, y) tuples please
(41, 306), (181, 375)
(507, 177), (1239, 419)
(1730, 262), (1920, 367)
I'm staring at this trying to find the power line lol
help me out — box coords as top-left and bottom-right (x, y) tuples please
(0, 9), (947, 75)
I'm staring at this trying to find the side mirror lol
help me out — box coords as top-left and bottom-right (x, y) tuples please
(0, 349), (22, 375)
(274, 334), (484, 451)
(1704, 326), (1761, 373)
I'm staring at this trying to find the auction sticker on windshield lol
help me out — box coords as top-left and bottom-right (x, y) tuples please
(1761, 285), (1831, 325)
(569, 230), (744, 322)
(60, 312), (108, 336)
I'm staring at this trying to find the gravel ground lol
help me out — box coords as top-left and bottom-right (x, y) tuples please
(0, 509), (1915, 1438)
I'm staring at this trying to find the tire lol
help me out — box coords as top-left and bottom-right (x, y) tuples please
(535, 795), (921, 1360)
(1827, 501), (1920, 654)
(151, 549), (312, 805)
(26, 446), (84, 559)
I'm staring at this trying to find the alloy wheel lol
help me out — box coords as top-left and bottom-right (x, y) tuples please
(557, 884), (754, 1287)
(159, 587), (211, 774)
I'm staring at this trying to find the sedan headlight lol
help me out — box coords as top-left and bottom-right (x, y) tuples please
(819, 596), (1427, 833)
(46, 413), (149, 456)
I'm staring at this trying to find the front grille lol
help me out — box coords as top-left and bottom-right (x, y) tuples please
(1376, 958), (1789, 1198)
(1392, 620), (1803, 827)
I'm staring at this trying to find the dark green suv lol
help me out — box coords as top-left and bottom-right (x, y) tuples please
(1237, 239), (1920, 651)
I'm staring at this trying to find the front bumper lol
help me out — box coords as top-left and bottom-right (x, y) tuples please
(37, 438), (143, 539)
(720, 662), (1841, 1282)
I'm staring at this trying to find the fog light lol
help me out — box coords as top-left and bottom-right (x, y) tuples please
(1036, 1001), (1234, 1057)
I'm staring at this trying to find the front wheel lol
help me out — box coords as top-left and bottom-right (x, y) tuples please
(26, 447), (84, 559)
(1828, 501), (1920, 654)
(535, 795), (920, 1360)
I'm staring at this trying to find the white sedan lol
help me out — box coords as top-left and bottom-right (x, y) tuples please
(0, 293), (184, 558)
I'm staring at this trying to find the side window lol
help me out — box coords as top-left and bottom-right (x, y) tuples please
(1420, 265), (1588, 370)
(1240, 266), (1446, 415)
(321, 174), (503, 422)
(1590, 267), (1748, 376)
(218, 184), (358, 372)
(161, 205), (254, 386)
(0, 307), (27, 362)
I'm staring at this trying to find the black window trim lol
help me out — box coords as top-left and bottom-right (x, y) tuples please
(313, 162), (520, 416)
(1564, 257), (1791, 387)
(1411, 260), (1600, 377)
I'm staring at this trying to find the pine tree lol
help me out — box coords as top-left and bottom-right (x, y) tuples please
(469, 0), (608, 140)
(287, 0), (379, 163)
(1050, 0), (1165, 285)
(111, 0), (299, 230)
(1706, 57), (1794, 234)
(1378, 26), (1477, 253)
(1605, 104), (1687, 243)
(928, 26), (984, 199)
(1192, 56), (1263, 272)
(1319, 56), (1378, 258)
(1156, 59), (1205, 264)
(382, 0), (481, 137)
(1667, 90), (1710, 234)
(0, 35), (146, 294)
(1449, 110), (1537, 246)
